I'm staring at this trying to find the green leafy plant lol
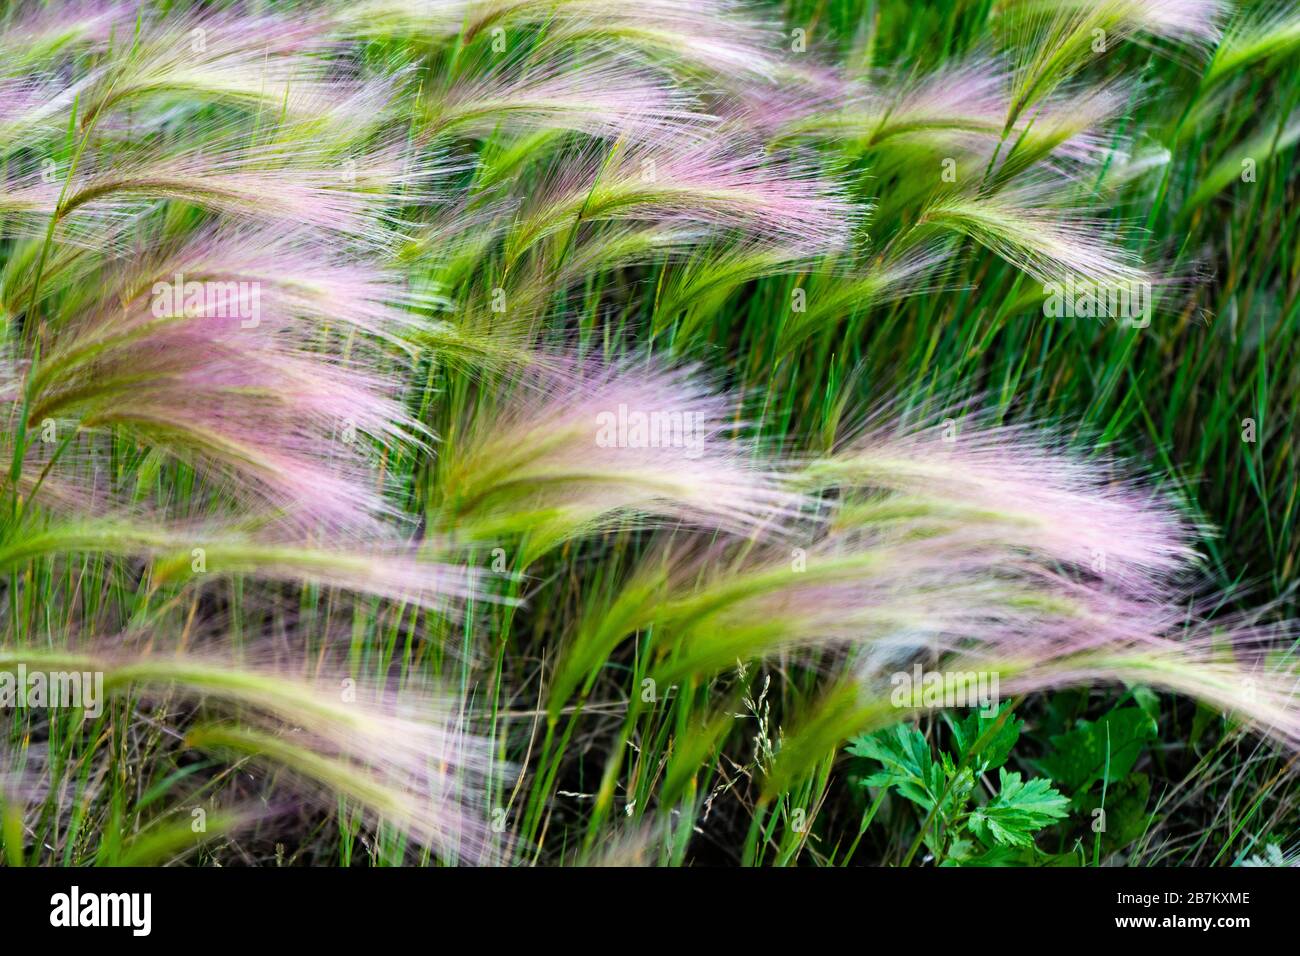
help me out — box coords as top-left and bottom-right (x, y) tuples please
(1038, 704), (1158, 860)
(848, 706), (1070, 865)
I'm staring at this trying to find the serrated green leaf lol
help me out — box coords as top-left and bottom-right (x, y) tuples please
(848, 722), (945, 811)
(968, 769), (1069, 848)
(1040, 707), (1156, 793)
(947, 701), (1021, 771)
